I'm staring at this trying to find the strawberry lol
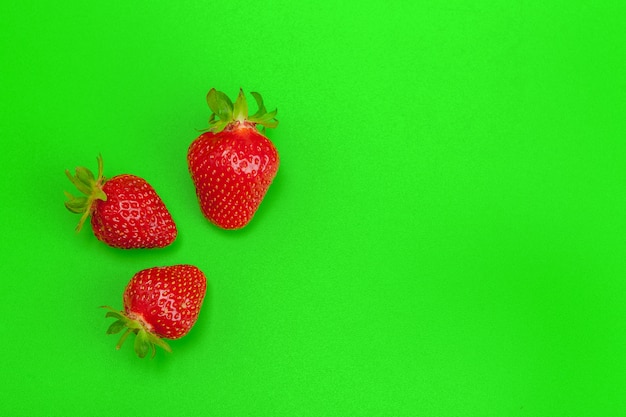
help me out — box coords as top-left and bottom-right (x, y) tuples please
(188, 88), (280, 229)
(64, 155), (177, 249)
(102, 265), (207, 358)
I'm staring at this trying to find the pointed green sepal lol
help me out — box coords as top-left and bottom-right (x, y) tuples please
(206, 88), (233, 123)
(203, 88), (279, 133)
(116, 328), (134, 350)
(104, 310), (123, 320)
(76, 166), (95, 187)
(101, 306), (172, 359)
(250, 92), (267, 118)
(135, 330), (150, 358)
(148, 332), (172, 354)
(248, 90), (278, 130)
(64, 194), (89, 214)
(106, 319), (127, 335)
(64, 155), (108, 232)
(233, 88), (249, 123)
(252, 108), (278, 128)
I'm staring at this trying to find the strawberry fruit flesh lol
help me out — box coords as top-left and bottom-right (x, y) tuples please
(92, 174), (177, 248)
(189, 124), (279, 229)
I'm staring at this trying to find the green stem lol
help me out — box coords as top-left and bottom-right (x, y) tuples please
(102, 306), (172, 359)
(204, 88), (278, 133)
(64, 155), (108, 232)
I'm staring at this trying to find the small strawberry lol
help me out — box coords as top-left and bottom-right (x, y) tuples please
(188, 88), (280, 229)
(64, 155), (177, 248)
(102, 265), (207, 358)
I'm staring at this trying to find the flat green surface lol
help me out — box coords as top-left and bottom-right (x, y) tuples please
(1, 1), (626, 415)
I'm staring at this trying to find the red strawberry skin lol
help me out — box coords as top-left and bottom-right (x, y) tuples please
(91, 174), (177, 248)
(188, 124), (279, 229)
(123, 265), (207, 339)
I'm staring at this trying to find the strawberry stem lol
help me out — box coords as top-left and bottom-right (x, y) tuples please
(101, 306), (172, 358)
(64, 155), (108, 232)
(204, 88), (278, 133)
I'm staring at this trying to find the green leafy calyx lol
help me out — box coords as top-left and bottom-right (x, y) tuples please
(101, 306), (172, 359)
(205, 88), (278, 133)
(64, 155), (107, 232)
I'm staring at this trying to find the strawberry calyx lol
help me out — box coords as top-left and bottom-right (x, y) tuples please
(64, 155), (108, 232)
(101, 306), (172, 359)
(205, 88), (279, 133)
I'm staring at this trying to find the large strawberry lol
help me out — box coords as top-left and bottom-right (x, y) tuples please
(64, 155), (177, 248)
(102, 265), (207, 358)
(188, 88), (280, 229)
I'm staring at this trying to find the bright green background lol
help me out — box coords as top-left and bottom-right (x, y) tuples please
(1, 0), (625, 415)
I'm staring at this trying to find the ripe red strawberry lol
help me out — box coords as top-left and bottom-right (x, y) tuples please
(64, 155), (177, 248)
(188, 88), (280, 229)
(102, 265), (207, 358)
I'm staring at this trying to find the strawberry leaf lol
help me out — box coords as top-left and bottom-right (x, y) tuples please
(254, 108), (278, 124)
(116, 328), (133, 350)
(147, 332), (173, 353)
(246, 92), (278, 130)
(64, 195), (88, 214)
(76, 166), (95, 186)
(203, 89), (278, 132)
(233, 88), (249, 122)
(64, 155), (108, 232)
(66, 169), (92, 196)
(106, 319), (126, 335)
(206, 88), (233, 122)
(135, 330), (150, 358)
(250, 91), (267, 118)
(102, 306), (172, 358)
(104, 310), (123, 320)
(209, 120), (229, 133)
